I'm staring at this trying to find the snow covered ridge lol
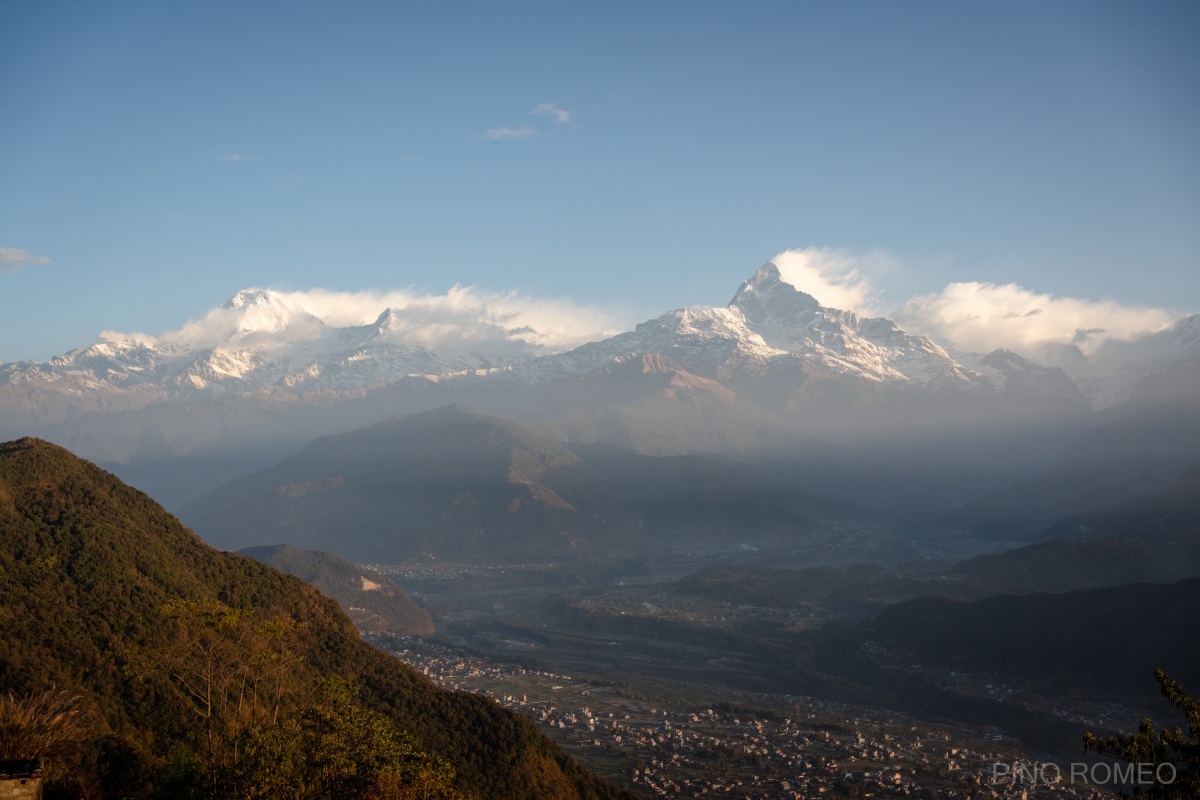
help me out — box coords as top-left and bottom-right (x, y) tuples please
(0, 300), (484, 394)
(476, 263), (1057, 397)
(0, 262), (1194, 418)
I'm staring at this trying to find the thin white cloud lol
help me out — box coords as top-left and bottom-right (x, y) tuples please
(766, 247), (889, 316)
(100, 285), (629, 360)
(531, 102), (574, 126)
(484, 103), (574, 141)
(484, 126), (537, 140)
(893, 282), (1180, 358)
(0, 248), (51, 273)
(216, 152), (257, 162)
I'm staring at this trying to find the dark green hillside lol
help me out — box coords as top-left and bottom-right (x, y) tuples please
(0, 438), (635, 800)
(239, 544), (435, 636)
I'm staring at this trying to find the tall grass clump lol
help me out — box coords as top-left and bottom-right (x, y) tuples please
(0, 688), (90, 759)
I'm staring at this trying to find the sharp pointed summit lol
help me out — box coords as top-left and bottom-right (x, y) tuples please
(371, 307), (407, 336)
(729, 262), (821, 326)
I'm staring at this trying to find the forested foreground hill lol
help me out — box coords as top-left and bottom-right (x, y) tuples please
(0, 438), (635, 800)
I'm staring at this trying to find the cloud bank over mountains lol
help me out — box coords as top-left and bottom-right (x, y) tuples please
(90, 248), (1187, 373)
(99, 285), (630, 359)
(768, 248), (1184, 367)
(893, 282), (1182, 361)
(767, 248), (891, 318)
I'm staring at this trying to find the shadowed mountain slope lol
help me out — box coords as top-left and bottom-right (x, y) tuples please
(239, 544), (435, 636)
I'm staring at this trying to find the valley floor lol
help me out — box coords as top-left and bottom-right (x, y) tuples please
(358, 549), (1188, 800)
(372, 635), (1119, 799)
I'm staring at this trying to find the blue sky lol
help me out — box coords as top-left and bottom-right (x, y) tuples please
(2, 0), (1197, 362)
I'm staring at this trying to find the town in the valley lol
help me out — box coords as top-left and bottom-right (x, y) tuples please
(376, 635), (1116, 799)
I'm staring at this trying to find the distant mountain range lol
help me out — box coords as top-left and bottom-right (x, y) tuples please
(0, 265), (1108, 423)
(3, 259), (1196, 518)
(7, 263), (1192, 426)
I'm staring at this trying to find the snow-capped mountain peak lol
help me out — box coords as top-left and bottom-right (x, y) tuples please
(224, 288), (284, 310)
(217, 288), (323, 339)
(728, 262), (821, 326)
(371, 307), (407, 336)
(494, 263), (995, 390)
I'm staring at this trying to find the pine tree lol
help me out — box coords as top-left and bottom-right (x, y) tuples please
(1084, 669), (1199, 799)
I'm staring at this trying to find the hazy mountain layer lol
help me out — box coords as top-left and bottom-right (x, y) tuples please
(511, 352), (812, 455)
(945, 402), (1200, 539)
(181, 405), (867, 564)
(1038, 463), (1200, 542)
(1059, 314), (1200, 409)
